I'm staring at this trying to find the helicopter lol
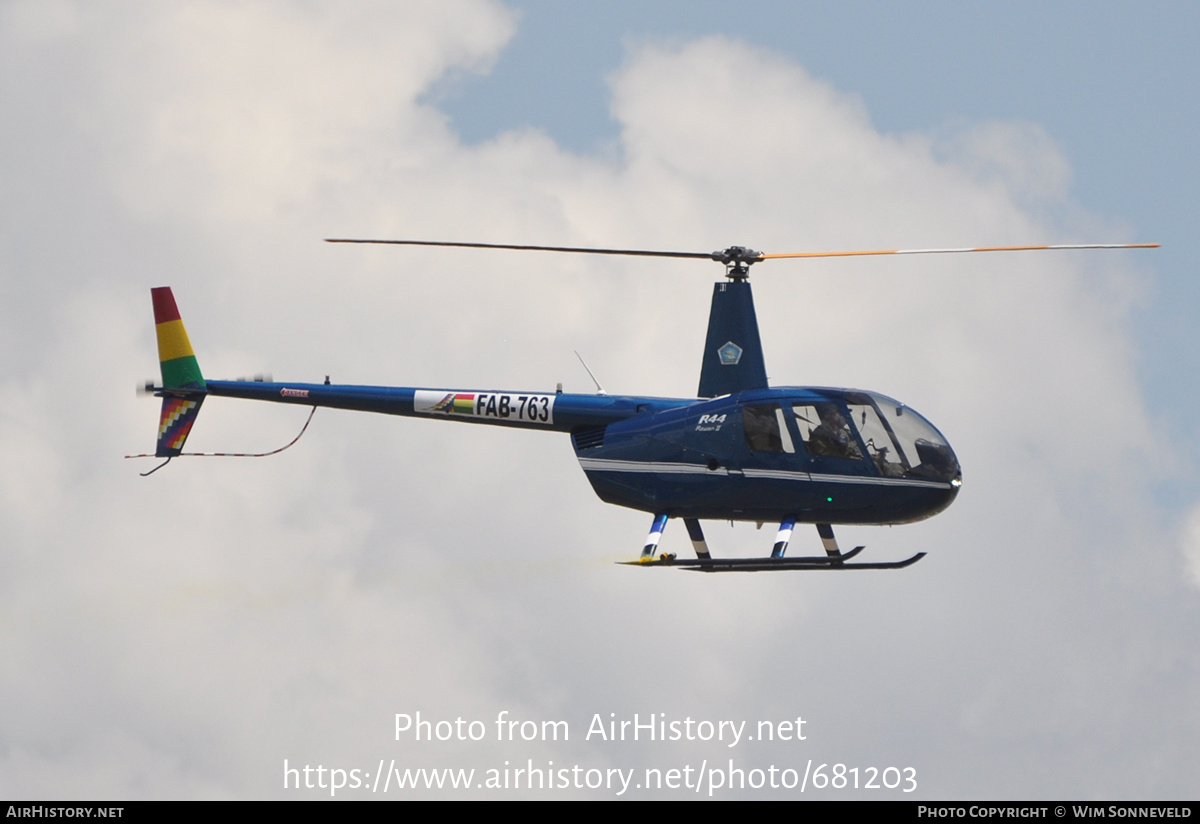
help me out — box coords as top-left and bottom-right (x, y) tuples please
(137, 239), (1157, 571)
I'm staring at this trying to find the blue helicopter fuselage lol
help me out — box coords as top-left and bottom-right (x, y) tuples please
(203, 379), (961, 527)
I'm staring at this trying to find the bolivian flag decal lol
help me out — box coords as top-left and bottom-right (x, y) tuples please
(413, 390), (555, 424)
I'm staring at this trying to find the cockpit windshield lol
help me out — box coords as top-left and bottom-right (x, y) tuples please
(857, 392), (959, 482)
(791, 392), (959, 482)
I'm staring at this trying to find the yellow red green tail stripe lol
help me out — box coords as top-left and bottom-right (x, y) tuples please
(152, 287), (205, 390)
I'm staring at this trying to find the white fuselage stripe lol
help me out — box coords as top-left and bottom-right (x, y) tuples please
(576, 458), (951, 490)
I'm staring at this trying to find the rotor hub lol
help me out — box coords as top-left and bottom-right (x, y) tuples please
(711, 246), (762, 279)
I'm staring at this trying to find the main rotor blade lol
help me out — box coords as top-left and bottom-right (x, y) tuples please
(324, 238), (713, 260)
(325, 238), (1159, 269)
(759, 243), (1159, 260)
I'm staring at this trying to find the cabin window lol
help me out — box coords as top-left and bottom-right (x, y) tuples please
(742, 404), (795, 453)
(791, 402), (862, 460)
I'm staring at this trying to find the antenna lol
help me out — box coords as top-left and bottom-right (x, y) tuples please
(574, 351), (607, 395)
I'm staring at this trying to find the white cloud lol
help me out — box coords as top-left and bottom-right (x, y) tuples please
(936, 119), (1073, 207)
(1181, 505), (1200, 589)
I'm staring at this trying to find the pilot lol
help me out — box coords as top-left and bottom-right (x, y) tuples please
(806, 404), (861, 460)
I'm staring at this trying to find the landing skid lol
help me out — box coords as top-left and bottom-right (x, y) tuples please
(625, 517), (925, 571)
(620, 548), (924, 572)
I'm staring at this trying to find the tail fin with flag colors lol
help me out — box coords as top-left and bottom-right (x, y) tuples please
(151, 287), (205, 457)
(153, 287), (205, 390)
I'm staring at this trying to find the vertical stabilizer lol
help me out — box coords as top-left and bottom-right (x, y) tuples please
(155, 395), (205, 457)
(697, 280), (768, 398)
(150, 287), (206, 457)
(152, 287), (205, 390)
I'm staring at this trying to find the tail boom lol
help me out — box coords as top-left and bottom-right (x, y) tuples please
(203, 380), (681, 432)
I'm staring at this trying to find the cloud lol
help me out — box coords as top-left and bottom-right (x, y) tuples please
(0, 4), (1194, 799)
(1181, 505), (1200, 589)
(935, 119), (1073, 207)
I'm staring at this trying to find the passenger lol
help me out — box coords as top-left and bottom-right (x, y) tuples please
(743, 404), (784, 452)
